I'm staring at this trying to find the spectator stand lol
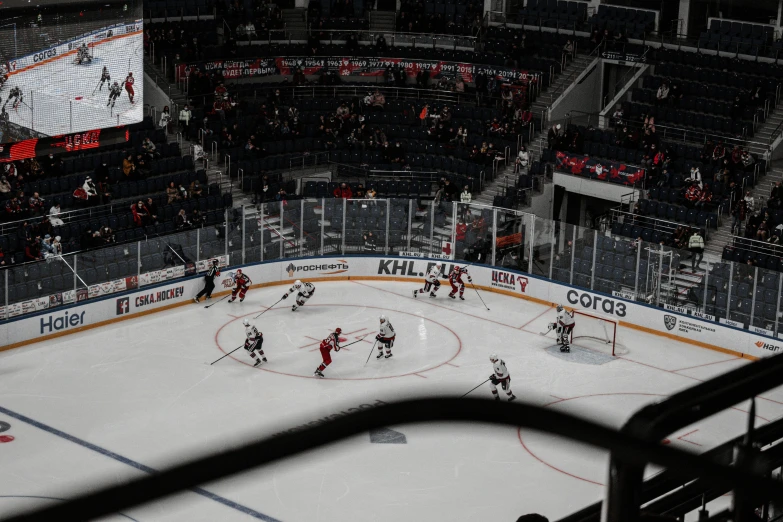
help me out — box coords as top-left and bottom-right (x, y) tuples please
(145, 0), (215, 21)
(292, 28), (479, 52)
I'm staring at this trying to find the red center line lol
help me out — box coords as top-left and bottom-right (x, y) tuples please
(353, 281), (783, 409)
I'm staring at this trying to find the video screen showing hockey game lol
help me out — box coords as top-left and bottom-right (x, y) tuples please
(0, 0), (143, 144)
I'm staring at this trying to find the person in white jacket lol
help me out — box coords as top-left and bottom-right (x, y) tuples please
(515, 146), (530, 173)
(460, 186), (472, 204)
(178, 105), (192, 135)
(48, 203), (64, 226)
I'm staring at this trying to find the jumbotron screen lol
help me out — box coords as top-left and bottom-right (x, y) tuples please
(0, 0), (143, 145)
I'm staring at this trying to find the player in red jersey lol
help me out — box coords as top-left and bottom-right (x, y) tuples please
(228, 269), (252, 303)
(314, 327), (342, 378)
(448, 265), (472, 300)
(123, 72), (135, 104)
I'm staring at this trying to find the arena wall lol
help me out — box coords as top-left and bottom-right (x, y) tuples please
(1, 256), (779, 359)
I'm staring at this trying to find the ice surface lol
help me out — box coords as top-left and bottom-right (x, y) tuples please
(3, 35), (144, 136)
(0, 280), (781, 522)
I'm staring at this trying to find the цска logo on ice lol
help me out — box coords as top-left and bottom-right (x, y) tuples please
(285, 260), (349, 277)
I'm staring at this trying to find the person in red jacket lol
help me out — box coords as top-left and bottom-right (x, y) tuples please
(131, 200), (150, 227)
(333, 182), (353, 199)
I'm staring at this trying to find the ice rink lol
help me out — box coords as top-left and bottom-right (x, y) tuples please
(3, 35), (144, 137)
(1, 280), (781, 522)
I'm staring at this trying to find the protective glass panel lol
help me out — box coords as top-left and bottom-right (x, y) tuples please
(299, 199), (324, 257)
(260, 201), (284, 261)
(226, 206), (244, 262)
(388, 198), (409, 255)
(321, 198), (343, 256)
(751, 267), (779, 334)
(552, 222), (576, 285)
(455, 203), (491, 264)
(344, 199), (384, 254)
(493, 208), (526, 270)
(569, 225), (595, 292)
(729, 260), (755, 326)
(242, 205), (263, 264)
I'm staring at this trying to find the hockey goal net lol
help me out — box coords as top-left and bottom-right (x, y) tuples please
(570, 310), (627, 356)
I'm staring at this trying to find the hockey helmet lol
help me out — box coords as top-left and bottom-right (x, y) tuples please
(128, 72), (133, 76)
(453, 265), (460, 271)
(435, 261), (442, 268)
(212, 259), (219, 265)
(242, 319), (250, 326)
(379, 314), (387, 323)
(335, 327), (342, 335)
(294, 280), (302, 289)
(489, 353), (498, 363)
(556, 304), (563, 312)
(236, 269), (242, 275)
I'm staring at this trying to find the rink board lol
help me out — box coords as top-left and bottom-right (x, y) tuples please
(0, 256), (778, 359)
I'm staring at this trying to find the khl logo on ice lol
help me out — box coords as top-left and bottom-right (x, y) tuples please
(664, 315), (677, 331)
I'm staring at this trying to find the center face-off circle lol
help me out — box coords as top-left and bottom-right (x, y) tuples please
(215, 304), (462, 380)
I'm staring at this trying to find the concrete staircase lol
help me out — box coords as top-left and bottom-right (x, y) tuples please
(282, 8), (308, 40)
(369, 10), (396, 32)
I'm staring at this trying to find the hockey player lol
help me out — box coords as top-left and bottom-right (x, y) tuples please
(281, 279), (315, 311)
(552, 304), (575, 352)
(5, 86), (22, 111)
(314, 327), (342, 378)
(413, 262), (442, 298)
(107, 81), (121, 108)
(448, 265), (472, 300)
(375, 314), (396, 359)
(99, 66), (110, 91)
(123, 72), (135, 104)
(75, 43), (92, 65)
(242, 318), (267, 367)
(228, 268), (252, 303)
(489, 353), (516, 401)
(194, 259), (220, 302)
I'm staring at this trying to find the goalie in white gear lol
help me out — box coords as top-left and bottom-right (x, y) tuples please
(549, 305), (575, 352)
(489, 354), (516, 401)
(282, 279), (315, 311)
(242, 318), (267, 366)
(413, 262), (442, 298)
(375, 314), (396, 359)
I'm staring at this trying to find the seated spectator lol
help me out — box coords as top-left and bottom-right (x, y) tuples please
(190, 180), (204, 198)
(178, 184), (189, 200)
(98, 176), (112, 205)
(333, 182), (353, 199)
(145, 197), (159, 224)
(82, 176), (98, 205)
(686, 167), (702, 188)
(684, 183), (701, 207)
(142, 138), (160, 160)
(672, 226), (689, 249)
(611, 105), (624, 128)
(655, 81), (669, 105)
(245, 21), (257, 39)
(366, 187), (377, 199)
(369, 90), (386, 110)
(166, 181), (180, 204)
(711, 142), (726, 165)
(175, 209), (192, 230)
(741, 150), (755, 172)
(122, 154), (136, 178)
(24, 238), (40, 261)
(100, 226), (115, 244)
(131, 200), (151, 227)
(275, 188), (288, 202)
(363, 231), (377, 253)
(515, 146), (530, 173)
(375, 35), (388, 52)
(757, 220), (770, 241)
(191, 208), (204, 227)
(48, 202), (64, 226)
(562, 40), (574, 62)
(40, 234), (56, 257)
(0, 175), (11, 197)
(28, 192), (45, 215)
(695, 185), (712, 209)
(455, 76), (465, 93)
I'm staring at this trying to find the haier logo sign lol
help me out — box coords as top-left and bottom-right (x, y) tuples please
(566, 290), (627, 317)
(40, 310), (86, 335)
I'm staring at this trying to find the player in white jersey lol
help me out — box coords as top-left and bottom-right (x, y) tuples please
(489, 354), (516, 401)
(242, 318), (267, 366)
(375, 314), (396, 359)
(549, 304), (575, 352)
(107, 81), (121, 108)
(99, 66), (111, 91)
(282, 279), (315, 311)
(413, 262), (442, 298)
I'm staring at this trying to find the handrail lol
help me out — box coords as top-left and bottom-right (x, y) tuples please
(726, 233), (783, 258)
(4, 398), (783, 522)
(542, 46), (601, 109)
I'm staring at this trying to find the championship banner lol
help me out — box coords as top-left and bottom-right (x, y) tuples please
(555, 151), (645, 186)
(177, 57), (538, 84)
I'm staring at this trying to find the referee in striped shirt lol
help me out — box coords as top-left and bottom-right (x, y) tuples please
(194, 259), (221, 303)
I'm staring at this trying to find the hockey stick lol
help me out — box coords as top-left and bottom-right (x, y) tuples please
(460, 378), (491, 398)
(92, 79), (102, 96)
(209, 344), (244, 365)
(539, 323), (555, 336)
(471, 283), (490, 311)
(253, 297), (285, 319)
(204, 294), (230, 308)
(340, 334), (371, 349)
(364, 339), (379, 366)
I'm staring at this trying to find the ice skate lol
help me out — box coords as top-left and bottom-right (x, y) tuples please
(377, 351), (384, 359)
(429, 292), (437, 298)
(314, 369), (324, 378)
(384, 353), (393, 359)
(459, 296), (465, 300)
(193, 297), (199, 303)
(253, 358), (264, 367)
(413, 290), (418, 298)
(508, 395), (517, 402)
(291, 305), (298, 311)
(240, 298), (244, 303)
(448, 293), (456, 299)
(494, 395), (500, 401)
(228, 298), (235, 303)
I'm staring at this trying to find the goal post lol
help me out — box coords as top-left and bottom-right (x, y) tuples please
(570, 310), (626, 356)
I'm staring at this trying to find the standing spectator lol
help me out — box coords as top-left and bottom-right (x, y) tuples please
(547, 124), (561, 150)
(82, 176), (98, 205)
(333, 182), (353, 199)
(443, 179), (458, 202)
(768, 181), (782, 208)
(159, 105), (172, 131)
(460, 185), (472, 204)
(98, 177), (112, 204)
(688, 230), (705, 270)
(145, 197), (159, 224)
(731, 198), (747, 235)
(743, 190), (755, 215)
(178, 105), (192, 135)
